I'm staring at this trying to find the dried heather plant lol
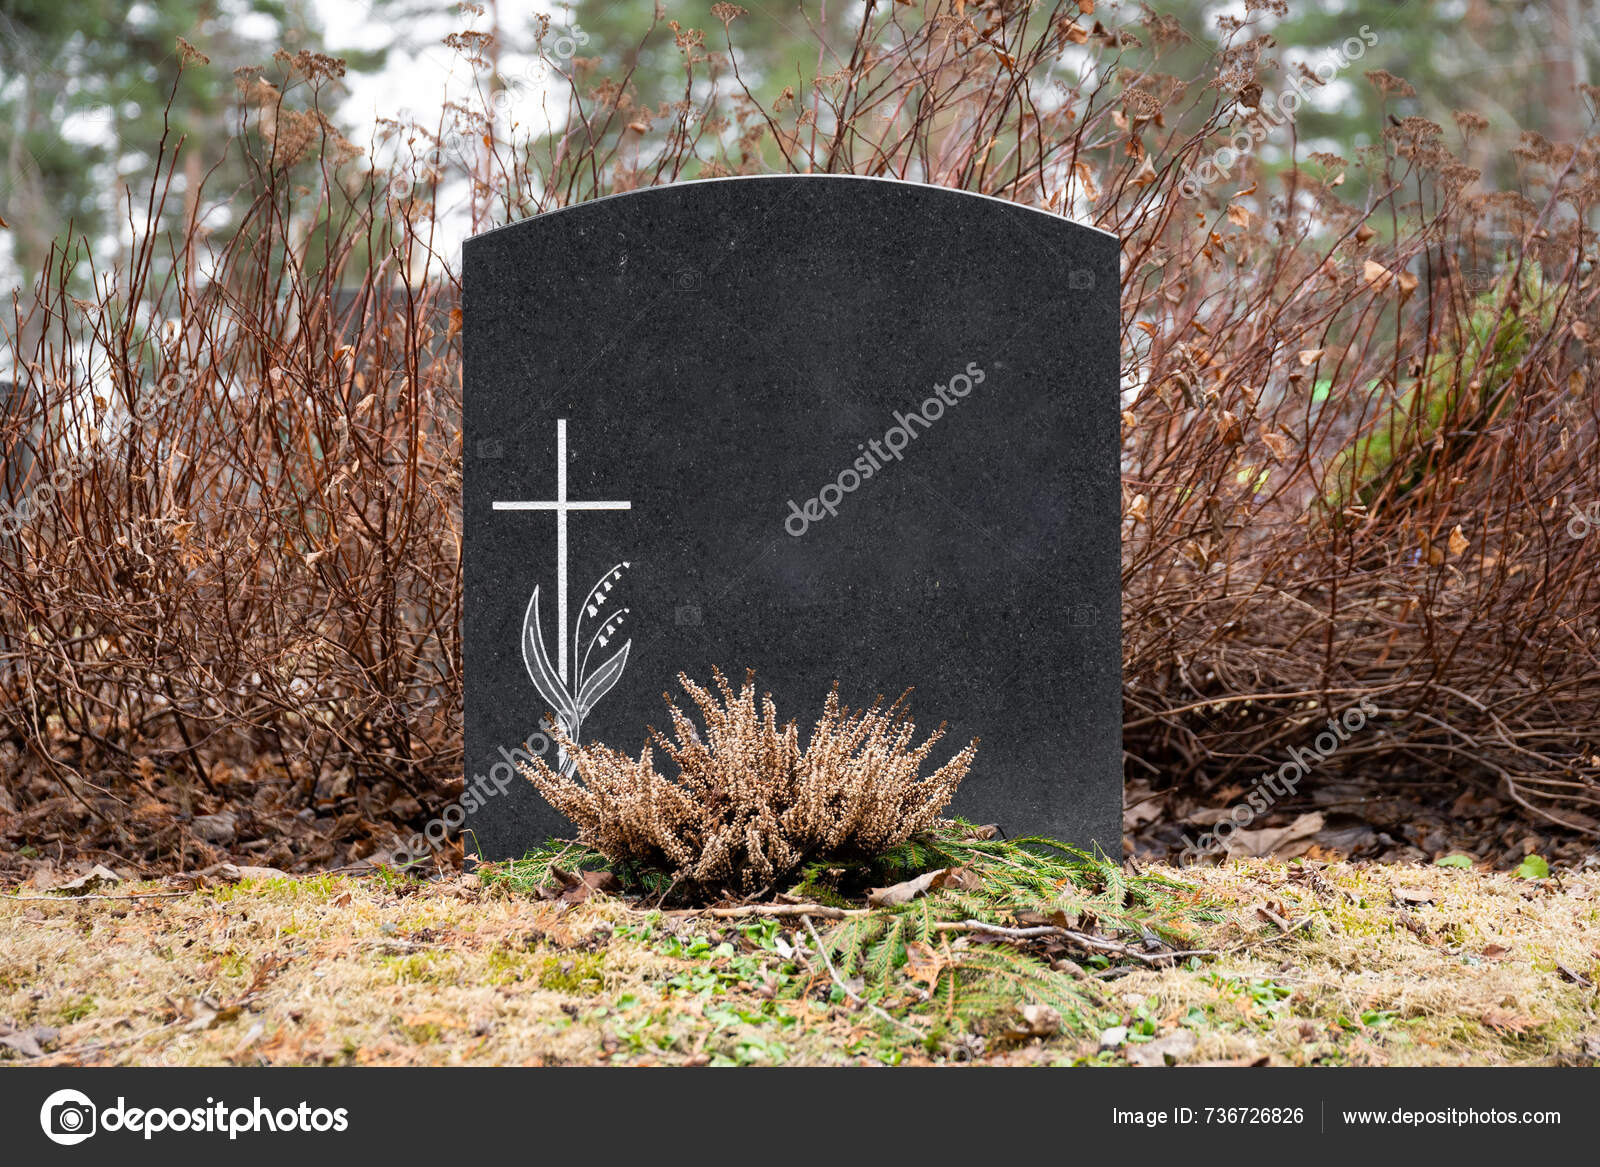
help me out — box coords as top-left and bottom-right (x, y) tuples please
(517, 668), (977, 893)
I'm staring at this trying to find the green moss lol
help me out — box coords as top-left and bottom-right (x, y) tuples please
(485, 949), (533, 985)
(1324, 266), (1555, 518)
(539, 953), (607, 995)
(206, 873), (346, 904)
(391, 1015), (446, 1045)
(56, 995), (97, 1023)
(381, 952), (446, 985)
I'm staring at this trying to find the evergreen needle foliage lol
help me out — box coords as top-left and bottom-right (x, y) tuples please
(487, 820), (1221, 1038)
(805, 823), (1219, 1030)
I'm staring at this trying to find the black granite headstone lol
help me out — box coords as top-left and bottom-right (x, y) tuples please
(1, 380), (27, 487)
(1, 379), (33, 668)
(1, 378), (35, 525)
(462, 175), (1121, 860)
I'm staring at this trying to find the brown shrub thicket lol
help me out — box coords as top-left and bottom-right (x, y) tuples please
(520, 669), (976, 892)
(0, 4), (1596, 869)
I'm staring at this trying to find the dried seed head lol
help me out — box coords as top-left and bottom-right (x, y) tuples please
(517, 669), (977, 894)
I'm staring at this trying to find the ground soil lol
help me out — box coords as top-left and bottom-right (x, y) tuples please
(4, 857), (1596, 1067)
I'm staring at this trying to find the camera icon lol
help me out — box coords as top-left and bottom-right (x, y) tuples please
(40, 1089), (97, 1145)
(675, 268), (702, 292)
(1069, 603), (1098, 627)
(1068, 268), (1094, 290)
(675, 604), (702, 626)
(477, 438), (504, 460)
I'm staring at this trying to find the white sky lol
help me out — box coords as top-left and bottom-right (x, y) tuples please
(314, 1), (584, 266)
(317, 1), (586, 140)
(319, 0), (465, 140)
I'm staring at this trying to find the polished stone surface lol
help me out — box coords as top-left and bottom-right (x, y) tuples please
(463, 175), (1121, 858)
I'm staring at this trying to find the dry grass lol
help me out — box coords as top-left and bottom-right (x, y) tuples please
(1130, 860), (1600, 1066)
(2, 858), (1595, 1067)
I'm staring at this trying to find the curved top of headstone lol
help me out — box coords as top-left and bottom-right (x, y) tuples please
(464, 173), (1118, 248)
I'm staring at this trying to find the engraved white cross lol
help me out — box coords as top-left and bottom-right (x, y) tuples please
(492, 419), (630, 683)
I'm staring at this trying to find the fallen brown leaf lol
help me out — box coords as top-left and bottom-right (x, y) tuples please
(0, 1021), (58, 1058)
(1221, 812), (1325, 859)
(542, 867), (621, 905)
(1396, 911), (1429, 938)
(1017, 907), (1083, 931)
(868, 866), (972, 907)
(1256, 902), (1293, 930)
(1481, 1007), (1537, 1035)
(902, 941), (950, 991)
(49, 865), (124, 896)
(1126, 1028), (1197, 1067)
(1003, 1004), (1062, 1040)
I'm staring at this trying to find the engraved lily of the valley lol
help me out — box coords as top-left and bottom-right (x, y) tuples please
(521, 563), (633, 776)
